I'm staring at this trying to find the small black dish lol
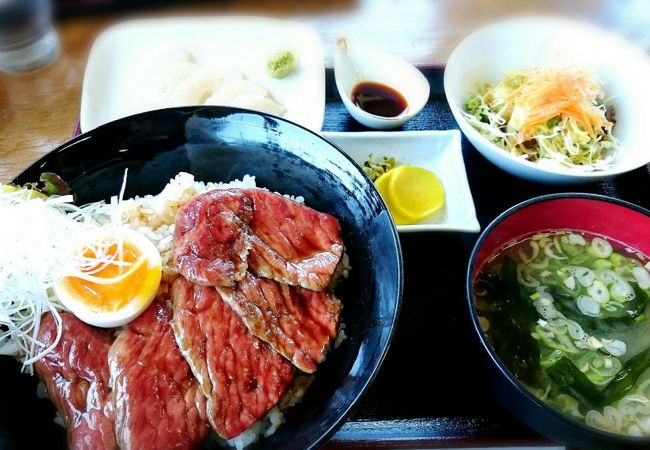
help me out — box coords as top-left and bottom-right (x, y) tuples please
(4, 106), (403, 450)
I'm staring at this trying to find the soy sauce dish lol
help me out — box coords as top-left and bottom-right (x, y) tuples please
(467, 193), (650, 449)
(334, 37), (429, 129)
(3, 107), (403, 450)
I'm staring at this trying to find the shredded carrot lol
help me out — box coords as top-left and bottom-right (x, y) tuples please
(505, 69), (612, 144)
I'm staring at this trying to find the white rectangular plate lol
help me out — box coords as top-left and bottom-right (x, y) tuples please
(323, 130), (480, 233)
(80, 16), (325, 132)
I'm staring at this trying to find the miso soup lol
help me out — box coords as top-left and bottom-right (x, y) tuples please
(474, 230), (650, 436)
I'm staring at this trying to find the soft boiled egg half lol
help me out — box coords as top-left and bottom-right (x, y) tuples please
(54, 226), (162, 328)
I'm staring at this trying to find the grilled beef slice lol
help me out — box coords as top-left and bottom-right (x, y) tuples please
(171, 276), (295, 439)
(108, 301), (208, 450)
(173, 188), (343, 291)
(246, 189), (344, 291)
(35, 312), (117, 450)
(218, 272), (342, 373)
(173, 189), (254, 287)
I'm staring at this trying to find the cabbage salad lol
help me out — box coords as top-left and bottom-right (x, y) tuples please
(463, 68), (619, 170)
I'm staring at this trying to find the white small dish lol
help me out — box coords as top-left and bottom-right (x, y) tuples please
(81, 16), (325, 132)
(323, 130), (480, 233)
(445, 16), (650, 185)
(334, 38), (429, 130)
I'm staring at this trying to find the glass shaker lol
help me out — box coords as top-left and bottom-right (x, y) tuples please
(0, 0), (60, 73)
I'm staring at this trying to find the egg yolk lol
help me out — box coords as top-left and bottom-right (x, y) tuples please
(61, 242), (160, 312)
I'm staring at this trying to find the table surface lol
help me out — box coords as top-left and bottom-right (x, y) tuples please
(0, 1), (642, 448)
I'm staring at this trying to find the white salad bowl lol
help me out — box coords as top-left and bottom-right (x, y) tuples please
(444, 16), (650, 185)
(334, 38), (429, 130)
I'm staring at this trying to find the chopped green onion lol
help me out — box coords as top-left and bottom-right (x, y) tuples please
(363, 154), (397, 182)
(591, 237), (613, 258)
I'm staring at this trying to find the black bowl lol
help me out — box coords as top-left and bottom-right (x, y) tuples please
(4, 107), (403, 450)
(466, 193), (650, 450)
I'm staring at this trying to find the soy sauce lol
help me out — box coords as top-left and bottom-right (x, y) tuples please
(351, 81), (408, 117)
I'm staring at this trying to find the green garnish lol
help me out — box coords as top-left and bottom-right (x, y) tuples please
(40, 172), (71, 196)
(363, 154), (397, 181)
(546, 116), (561, 128)
(266, 51), (297, 79)
(465, 95), (483, 115)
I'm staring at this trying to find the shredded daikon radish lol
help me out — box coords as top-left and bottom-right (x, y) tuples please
(0, 187), (101, 372)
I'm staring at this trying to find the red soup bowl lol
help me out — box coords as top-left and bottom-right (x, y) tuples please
(466, 193), (650, 450)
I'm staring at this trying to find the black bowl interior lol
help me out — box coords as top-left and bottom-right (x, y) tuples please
(466, 193), (650, 450)
(5, 106), (403, 450)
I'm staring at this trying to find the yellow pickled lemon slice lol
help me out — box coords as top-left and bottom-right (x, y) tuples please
(375, 170), (410, 224)
(374, 169), (393, 194)
(375, 166), (445, 225)
(388, 165), (445, 223)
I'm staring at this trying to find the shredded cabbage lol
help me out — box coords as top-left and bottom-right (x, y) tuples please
(463, 68), (619, 170)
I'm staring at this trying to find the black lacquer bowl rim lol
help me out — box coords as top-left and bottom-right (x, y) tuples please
(465, 192), (650, 448)
(10, 106), (405, 450)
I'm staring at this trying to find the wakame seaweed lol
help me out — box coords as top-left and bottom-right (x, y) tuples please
(485, 257), (540, 385)
(601, 347), (650, 405)
(546, 357), (604, 411)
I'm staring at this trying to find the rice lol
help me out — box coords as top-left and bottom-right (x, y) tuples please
(334, 323), (347, 349)
(53, 411), (65, 428)
(329, 253), (351, 289)
(221, 407), (280, 450)
(36, 381), (48, 399)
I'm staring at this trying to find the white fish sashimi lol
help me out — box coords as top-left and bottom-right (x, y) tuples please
(163, 48), (195, 63)
(134, 48), (286, 116)
(154, 61), (201, 95)
(170, 67), (225, 104)
(171, 68), (243, 105)
(205, 79), (269, 104)
(228, 93), (286, 116)
(148, 48), (198, 93)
